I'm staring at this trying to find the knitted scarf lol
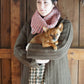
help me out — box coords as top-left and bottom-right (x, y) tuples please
(31, 7), (61, 34)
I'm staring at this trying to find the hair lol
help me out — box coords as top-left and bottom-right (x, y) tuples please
(51, 0), (62, 18)
(51, 0), (58, 8)
(51, 0), (59, 10)
(51, 0), (65, 19)
(51, 0), (58, 3)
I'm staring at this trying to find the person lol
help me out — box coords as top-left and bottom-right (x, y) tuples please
(14, 0), (73, 84)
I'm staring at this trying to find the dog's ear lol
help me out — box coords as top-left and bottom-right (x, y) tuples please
(43, 27), (49, 32)
(58, 23), (63, 32)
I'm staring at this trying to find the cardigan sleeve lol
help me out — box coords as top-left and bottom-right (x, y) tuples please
(54, 20), (73, 57)
(14, 23), (40, 68)
(26, 19), (73, 60)
(57, 20), (73, 52)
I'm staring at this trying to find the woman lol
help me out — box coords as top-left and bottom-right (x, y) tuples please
(14, 0), (73, 84)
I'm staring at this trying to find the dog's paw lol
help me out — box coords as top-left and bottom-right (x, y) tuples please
(53, 46), (57, 51)
(55, 41), (58, 45)
(26, 43), (30, 51)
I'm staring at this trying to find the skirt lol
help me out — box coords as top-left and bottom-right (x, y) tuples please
(28, 64), (45, 84)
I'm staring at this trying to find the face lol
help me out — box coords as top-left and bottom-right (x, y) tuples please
(43, 23), (63, 43)
(36, 0), (54, 16)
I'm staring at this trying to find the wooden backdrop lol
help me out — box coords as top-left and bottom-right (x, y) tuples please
(0, 0), (84, 84)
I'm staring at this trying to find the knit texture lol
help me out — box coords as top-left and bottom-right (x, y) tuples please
(27, 19), (73, 60)
(31, 7), (60, 34)
(14, 18), (73, 84)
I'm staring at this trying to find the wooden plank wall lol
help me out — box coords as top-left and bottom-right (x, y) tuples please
(79, 1), (84, 84)
(57, 0), (79, 84)
(0, 0), (1, 83)
(27, 0), (36, 23)
(0, 0), (11, 84)
(11, 0), (21, 84)
(58, 0), (84, 84)
(1, 0), (10, 48)
(80, 2), (84, 47)
(0, 60), (2, 84)
(0, 0), (84, 84)
(11, 0), (27, 84)
(58, 0), (79, 48)
(20, 0), (26, 27)
(27, 0), (84, 84)
(0, 0), (1, 46)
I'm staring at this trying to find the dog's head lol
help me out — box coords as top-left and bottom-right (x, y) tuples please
(43, 23), (63, 43)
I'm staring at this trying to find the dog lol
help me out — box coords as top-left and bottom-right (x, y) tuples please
(30, 23), (63, 50)
(28, 23), (63, 51)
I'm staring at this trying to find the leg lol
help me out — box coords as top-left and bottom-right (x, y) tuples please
(55, 41), (58, 45)
(42, 42), (51, 47)
(50, 44), (57, 50)
(42, 42), (57, 50)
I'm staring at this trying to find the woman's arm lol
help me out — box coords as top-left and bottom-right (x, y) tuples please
(14, 23), (40, 68)
(55, 19), (73, 57)
(26, 19), (73, 60)
(58, 20), (73, 51)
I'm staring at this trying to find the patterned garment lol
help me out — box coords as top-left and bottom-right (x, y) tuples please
(28, 64), (45, 84)
(31, 7), (61, 34)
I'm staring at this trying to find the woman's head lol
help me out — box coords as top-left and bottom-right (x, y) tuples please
(36, 0), (58, 17)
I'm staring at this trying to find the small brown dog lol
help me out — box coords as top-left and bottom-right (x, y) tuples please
(29, 23), (63, 50)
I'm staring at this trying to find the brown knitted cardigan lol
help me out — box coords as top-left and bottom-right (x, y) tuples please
(14, 18), (73, 84)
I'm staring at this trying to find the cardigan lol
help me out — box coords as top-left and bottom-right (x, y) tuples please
(14, 18), (73, 84)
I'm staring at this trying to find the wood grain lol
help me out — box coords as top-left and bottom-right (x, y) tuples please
(0, 0), (1, 47)
(0, 0), (83, 83)
(0, 49), (11, 54)
(1, 0), (10, 48)
(20, 0), (26, 27)
(69, 59), (78, 84)
(11, 0), (21, 84)
(2, 59), (11, 84)
(0, 49), (11, 59)
(27, 0), (36, 22)
(68, 48), (84, 60)
(27, 0), (30, 23)
(58, 0), (79, 47)
(79, 61), (84, 84)
(0, 60), (2, 84)
(80, 2), (84, 47)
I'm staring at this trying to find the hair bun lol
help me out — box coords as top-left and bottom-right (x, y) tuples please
(52, 0), (58, 3)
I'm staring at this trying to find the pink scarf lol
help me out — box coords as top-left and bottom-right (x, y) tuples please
(31, 7), (61, 34)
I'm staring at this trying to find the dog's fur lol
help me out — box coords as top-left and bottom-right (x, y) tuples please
(29, 23), (63, 50)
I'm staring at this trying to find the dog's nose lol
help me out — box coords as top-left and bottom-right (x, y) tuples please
(53, 37), (56, 40)
(52, 38), (57, 42)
